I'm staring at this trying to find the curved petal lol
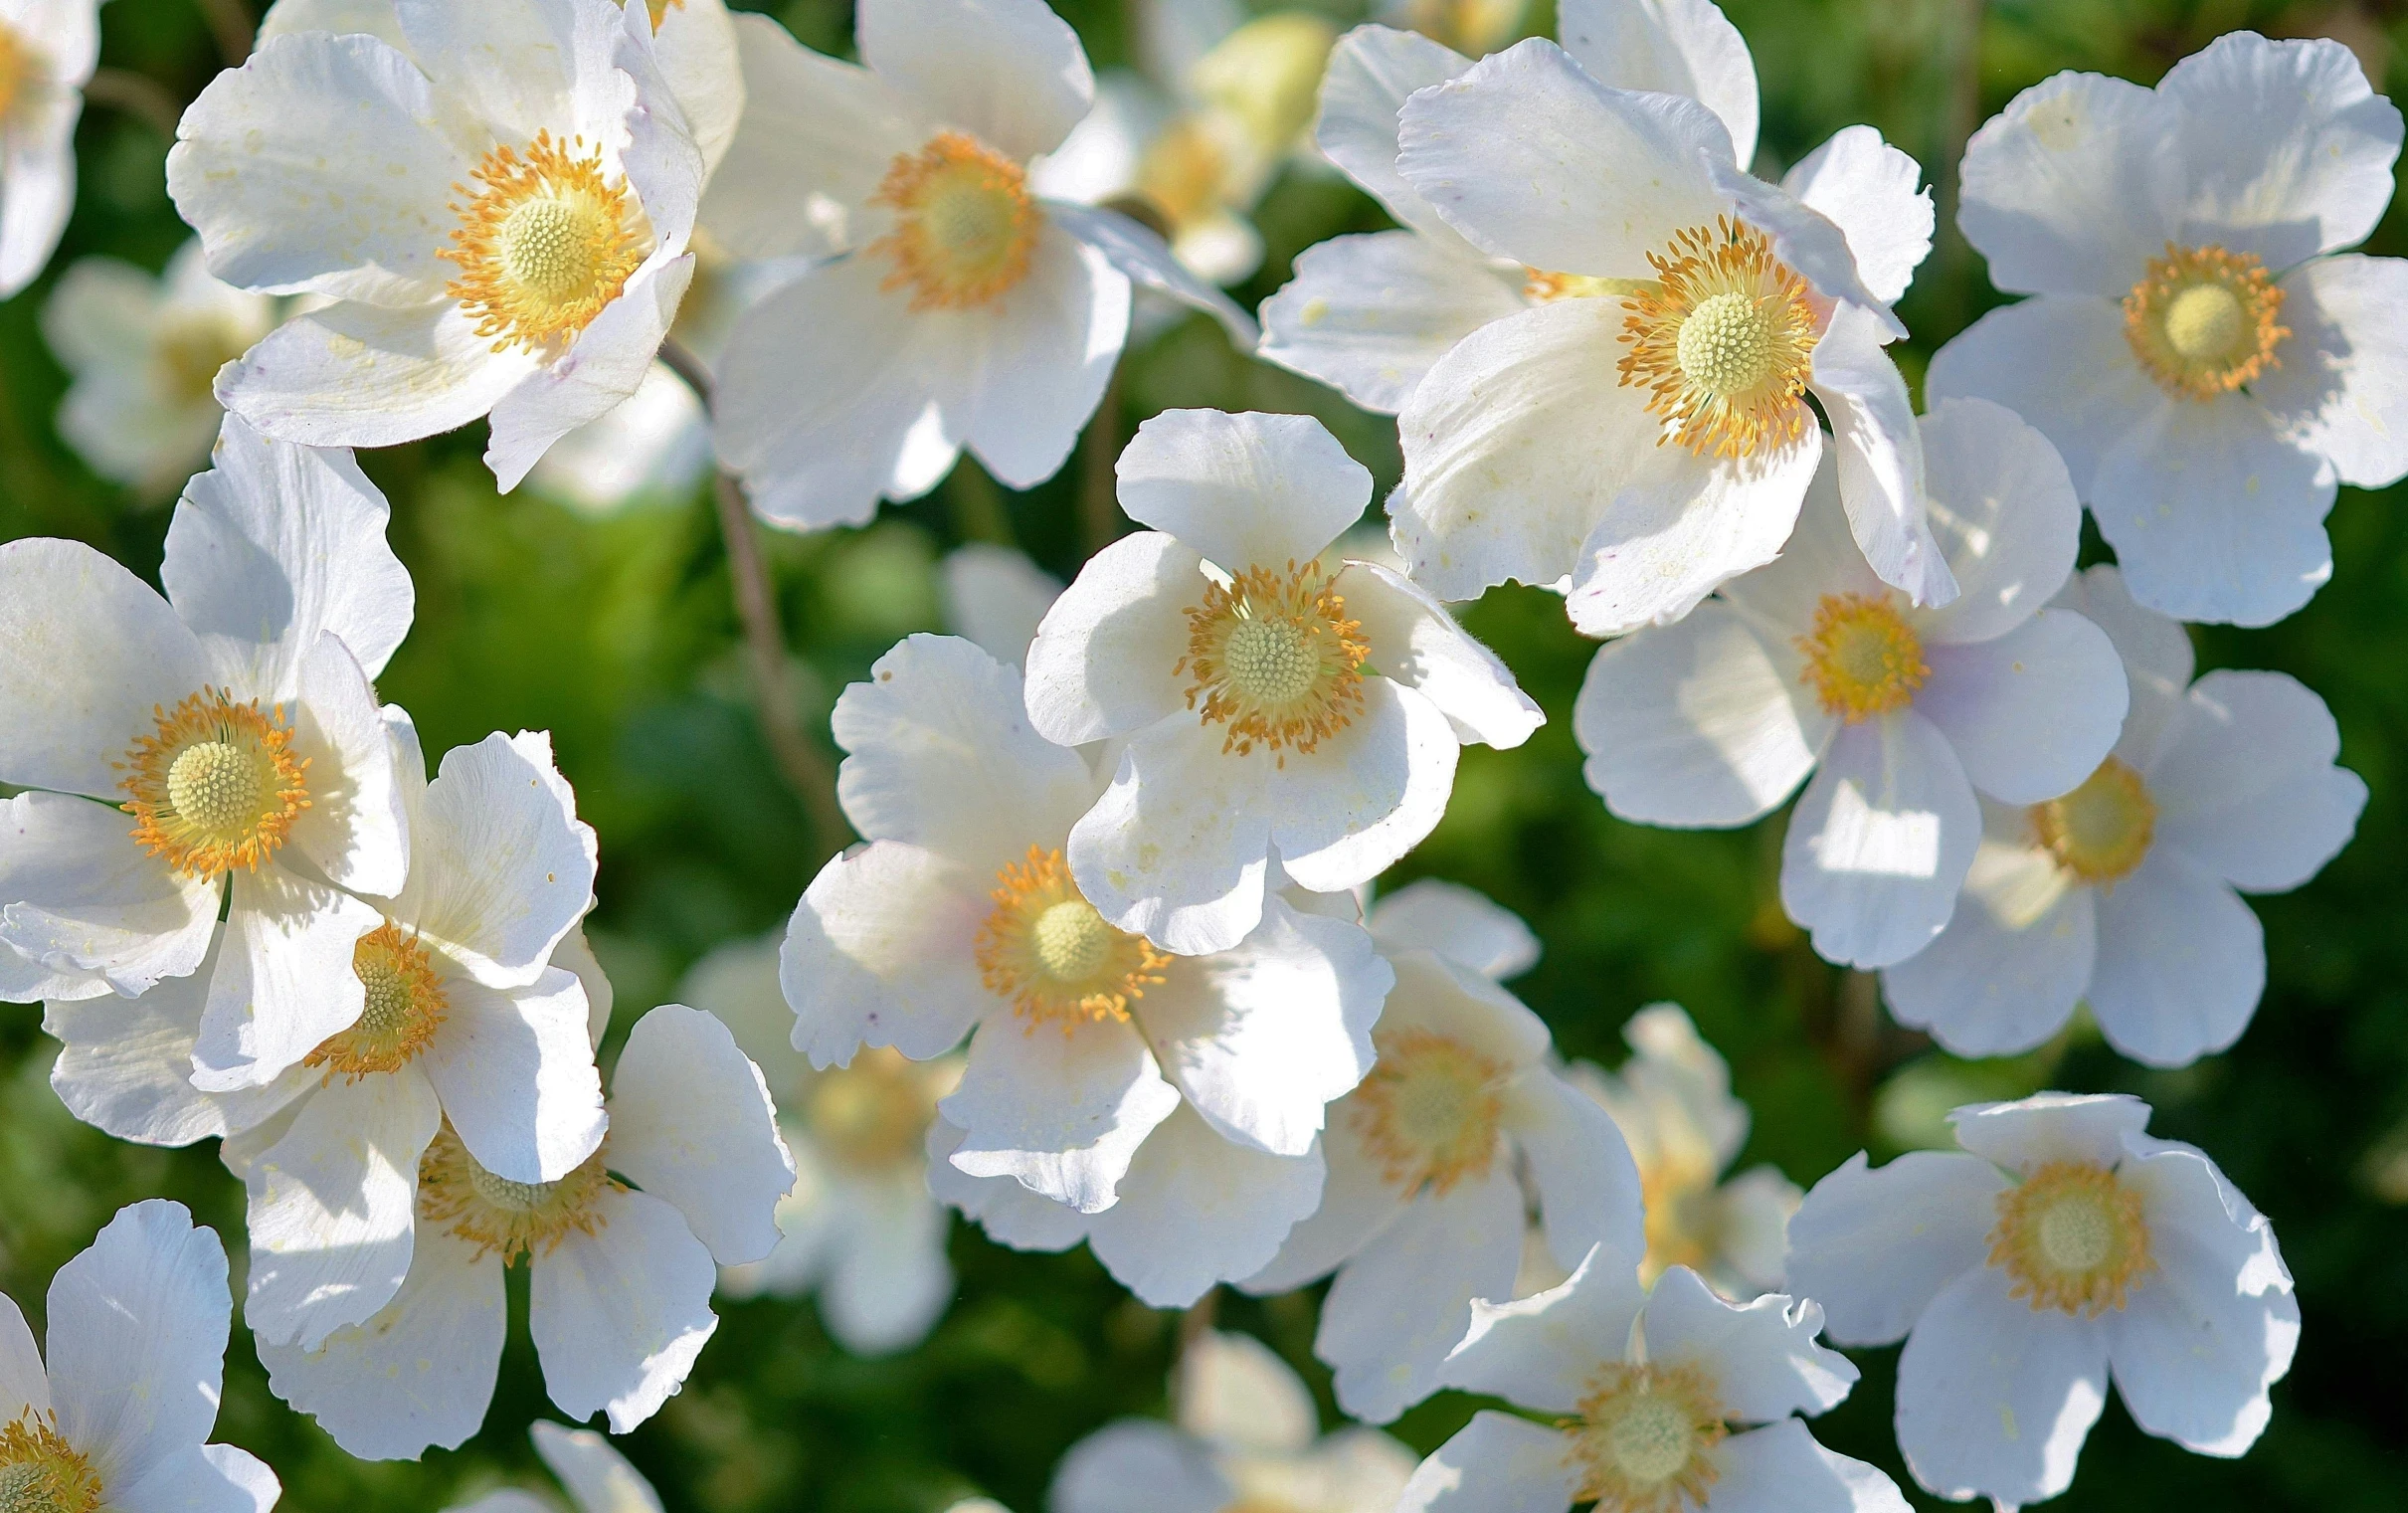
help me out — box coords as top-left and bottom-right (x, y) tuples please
(1023, 531), (1202, 747)
(420, 967), (606, 1186)
(856, 0), (1094, 162)
(2256, 254), (2408, 488)
(0, 792), (218, 999)
(923, 1115), (1091, 1251)
(1640, 1266), (1855, 1419)
(1778, 713), (1980, 970)
(1708, 160), (1902, 336)
(1366, 878), (1538, 980)
(1046, 201), (1250, 347)
(108, 1443), (281, 1513)
(391, 0), (584, 142)
(819, 1177), (955, 1354)
(530, 1420), (664, 1513)
(2085, 851), (2264, 1068)
(1271, 679), (1457, 896)
(1084, 1107), (1326, 1307)
(602, 1004), (796, 1266)
(958, 225), (1131, 487)
(1893, 1262), (2108, 1507)
(1880, 851), (2095, 1059)
(1813, 304), (1950, 606)
(1504, 1069), (1645, 1274)
(530, 1187), (718, 1434)
(1556, 0), (1758, 166)
(1924, 295), (2158, 498)
(1258, 230), (1523, 415)
(1341, 562), (1540, 748)
(1051, 1419), (1231, 1513)
(782, 842), (992, 1066)
(1442, 1243), (1645, 1412)
(485, 255), (698, 493)
(1780, 125), (1929, 306)
(1320, 1170), (1524, 1423)
(942, 1015), (1182, 1212)
(287, 633), (411, 896)
(1911, 398), (2082, 646)
(1710, 1419), (1911, 1513)
(191, 867), (381, 1092)
(2148, 669), (2365, 892)
(1948, 1091), (2150, 1171)
(1917, 610), (2126, 805)
(2055, 564), (2193, 767)
(1238, 1107), (1411, 1294)
(1067, 719), (1274, 957)
(217, 299), (533, 452)
(45, 949), (311, 1147)
(1956, 70), (2182, 298)
(1313, 25), (1475, 240)
(1395, 1412), (1578, 1513)
(1784, 1148), (2003, 1347)
(0, 83), (80, 300)
(1117, 409), (1373, 572)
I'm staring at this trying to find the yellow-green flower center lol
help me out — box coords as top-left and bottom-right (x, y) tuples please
(1795, 593), (1928, 721)
(2123, 242), (2288, 401)
(1031, 898), (1116, 984)
(0, 1420), (101, 1513)
(420, 1123), (617, 1264)
(1987, 1160), (2155, 1316)
(870, 132), (1039, 311)
(2030, 756), (2156, 885)
(976, 847), (1172, 1028)
(442, 131), (648, 355)
(1353, 1028), (1507, 1195)
(120, 688), (312, 880)
(1566, 1362), (1728, 1513)
(165, 740), (264, 837)
(1674, 290), (1781, 400)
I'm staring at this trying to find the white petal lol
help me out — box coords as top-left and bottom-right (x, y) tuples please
(1177, 1328), (1318, 1451)
(0, 1290), (43, 1423)
(1023, 530), (1201, 746)
(1911, 398), (2081, 647)
(1379, 948), (1554, 1067)
(2256, 254), (2408, 488)
(530, 1187), (719, 1433)
(109, 1444), (281, 1513)
(1319, 1170), (1524, 1423)
(1050, 1420), (1230, 1513)
(1238, 1108), (1411, 1294)
(1814, 305), (1951, 606)
(485, 255), (698, 493)
(256, 1222), (504, 1460)
(1777, 714), (1980, 970)
(923, 1115), (1091, 1251)
(0, 539), (209, 798)
(531, 1420), (664, 1513)
(2085, 851), (2264, 1067)
(649, 0), (742, 176)
(1923, 295), (2156, 499)
(1141, 899), (1388, 1157)
(1879, 851), (2095, 1059)
(421, 967), (606, 1185)
(1783, 1149), (2003, 1347)
(943, 1015), (1182, 1212)
(257, 0), (409, 47)
(2054, 564), (2192, 767)
(2162, 31), (2403, 268)
(1779, 125), (1928, 306)
(46, 1200), (231, 1489)
(1366, 878), (1538, 981)
(1394, 39), (1726, 275)
(833, 633), (1099, 868)
(1506, 1069), (1645, 1272)
(1709, 1420), (1910, 1513)
(1947, 1091), (2150, 1172)
(0, 81), (79, 300)
(856, 0), (1093, 161)
(1917, 610), (2126, 806)
(1269, 680), (1458, 898)
(1640, 1266), (1856, 1419)
(1956, 70), (2181, 298)
(1258, 231), (1522, 415)
(1047, 200), (1250, 346)
(603, 1004), (795, 1265)
(1395, 1413), (1578, 1513)
(217, 300), (532, 452)
(391, 0), (583, 142)
(45, 949), (308, 1146)
(1556, 0), (1759, 166)
(782, 842), (991, 1066)
(392, 730), (596, 990)
(940, 544), (1063, 667)
(288, 633), (411, 896)
(1068, 719), (1274, 957)
(819, 1177), (955, 1354)
(1342, 562), (1540, 748)
(956, 225), (1130, 488)
(1085, 1107), (1326, 1307)
(1706, 160), (1902, 337)
(243, 1070), (442, 1349)
(191, 867), (380, 1091)
(0, 792), (218, 999)
(1313, 24), (1475, 241)
(2147, 669), (2365, 891)
(1441, 1242), (1645, 1413)
(1893, 1262), (2108, 1507)
(1117, 409), (1373, 571)
(1573, 604), (1820, 828)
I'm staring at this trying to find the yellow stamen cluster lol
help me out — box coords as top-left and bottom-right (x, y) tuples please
(304, 924), (451, 1078)
(2123, 243), (2288, 401)
(2030, 756), (2157, 886)
(1988, 1160), (2155, 1317)
(419, 1123), (616, 1265)
(1179, 558), (1369, 762)
(1351, 1028), (1508, 1196)
(1794, 592), (1928, 721)
(975, 846), (1171, 1030)
(1618, 218), (1819, 459)
(869, 132), (1040, 311)
(442, 131), (648, 356)
(810, 1046), (945, 1173)
(118, 688), (311, 880)
(1135, 118), (1233, 234)
(1563, 1361), (1729, 1513)
(0, 1418), (101, 1513)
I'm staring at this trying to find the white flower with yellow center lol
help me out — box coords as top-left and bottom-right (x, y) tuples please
(0, 1201), (280, 1513)
(1882, 565), (2365, 1068)
(255, 1003), (794, 1457)
(1574, 400), (2129, 969)
(44, 724), (607, 1359)
(39, 241), (279, 495)
(1051, 1329), (1416, 1513)
(786, 633), (1392, 1306)
(1024, 408), (1540, 957)
(0, 419), (413, 1090)
(166, 0), (707, 491)
(1231, 945), (1645, 1424)
(685, 933), (963, 1355)
(443, 1419), (660, 1513)
(1786, 1092), (2299, 1508)
(1396, 1242), (1903, 1513)
(1930, 31), (2408, 627)
(0, 0), (98, 298)
(696, 0), (1255, 533)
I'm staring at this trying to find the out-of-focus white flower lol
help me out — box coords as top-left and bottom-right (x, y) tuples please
(699, 0), (1256, 532)
(788, 634), (1393, 1307)
(1574, 401), (2128, 969)
(1400, 1242), (1904, 1513)
(47, 724), (606, 1357)
(686, 932), (961, 1356)
(1051, 1329), (1415, 1513)
(39, 241), (280, 495)
(0, 419), (415, 1092)
(1229, 943), (1644, 1424)
(169, 0), (707, 490)
(1931, 31), (2408, 627)
(0, 1201), (281, 1513)
(1882, 565), (2365, 1067)
(1786, 1092), (2299, 1508)
(941, 543), (1063, 667)
(1366, 875), (1540, 983)
(1024, 409), (1540, 957)
(1565, 1004), (1798, 1298)
(258, 1004), (794, 1456)
(444, 1420), (661, 1513)
(0, 0), (98, 298)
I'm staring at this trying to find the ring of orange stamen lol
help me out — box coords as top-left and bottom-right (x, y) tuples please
(1987, 1159), (2155, 1317)
(1351, 1028), (1508, 1195)
(418, 1123), (617, 1265)
(1562, 1361), (1729, 1513)
(1617, 218), (1820, 460)
(304, 923), (451, 1078)
(118, 688), (311, 880)
(2029, 756), (2157, 887)
(1179, 558), (1369, 763)
(0, 1417), (103, 1513)
(441, 131), (648, 356)
(974, 846), (1171, 1031)
(869, 132), (1040, 311)
(1795, 592), (1929, 721)
(2123, 243), (2288, 401)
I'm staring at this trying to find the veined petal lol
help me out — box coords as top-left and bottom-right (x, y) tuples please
(1365, 878), (1539, 981)
(1395, 1414), (1579, 1513)
(924, 1115), (1091, 1251)
(1710, 1420), (1911, 1513)
(1779, 125), (1929, 305)
(1924, 295), (2155, 499)
(1917, 610), (2127, 806)
(288, 633), (411, 896)
(2255, 254), (2408, 489)
(420, 967), (606, 1185)
(1783, 1149), (2004, 1347)
(1948, 1091), (2150, 1172)
(1068, 720), (1275, 957)
(1813, 304), (1950, 605)
(484, 254), (696, 492)
(1117, 409), (1374, 573)
(192, 867), (381, 1091)
(1258, 230), (1524, 415)
(0, 792), (219, 1000)
(1894, 1262), (2108, 1507)
(1238, 1108), (1411, 1294)
(1441, 1243), (1646, 1412)
(1910, 398), (2080, 647)
(106, 1444), (281, 1513)
(1319, 1169), (1525, 1423)
(216, 299), (535, 452)
(1957, 70), (2183, 299)
(958, 225), (1131, 487)
(2147, 669), (2365, 891)
(1880, 848), (2096, 1059)
(602, 1004), (795, 1266)
(943, 1014), (1182, 1212)
(781, 842), (992, 1067)
(1503, 1068), (1645, 1273)
(1640, 1265), (1856, 1420)
(2086, 851), (2264, 1067)
(1023, 531), (1202, 747)
(1557, 0), (1759, 166)
(1047, 201), (1251, 347)
(1341, 562), (1540, 749)
(1268, 680), (1456, 898)
(1314, 25), (1477, 241)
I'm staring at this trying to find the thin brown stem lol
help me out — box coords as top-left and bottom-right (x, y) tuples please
(83, 69), (186, 140)
(1077, 360), (1126, 558)
(195, 0), (256, 68)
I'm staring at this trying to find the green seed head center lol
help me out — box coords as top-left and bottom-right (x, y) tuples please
(1221, 616), (1321, 707)
(2164, 283), (2246, 361)
(467, 1163), (557, 1214)
(1031, 898), (1115, 984)
(166, 740), (266, 839)
(2036, 1194), (2116, 1274)
(499, 197), (606, 303)
(1674, 290), (1778, 398)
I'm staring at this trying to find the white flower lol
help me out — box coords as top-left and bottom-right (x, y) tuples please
(257, 1004), (795, 1456)
(1785, 1092), (2299, 1507)
(698, 0), (1256, 532)
(444, 1420), (660, 1513)
(1399, 1242), (1905, 1513)
(1881, 565), (2365, 1068)
(685, 932), (962, 1356)
(1366, 875), (1541, 983)
(168, 0), (708, 490)
(39, 241), (280, 494)
(1569, 1004), (1798, 1298)
(1930, 31), (2408, 627)
(1025, 408), (1541, 956)
(1574, 399), (2129, 968)
(0, 418), (415, 1090)
(46, 723), (607, 1356)
(786, 633), (1392, 1307)
(1232, 944), (1645, 1423)
(1051, 1329), (1415, 1513)
(0, 0), (98, 297)
(941, 542), (1064, 667)
(526, 360), (712, 512)
(0, 1200), (280, 1513)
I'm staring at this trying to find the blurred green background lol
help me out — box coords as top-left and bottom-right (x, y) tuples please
(4, 0), (2406, 1508)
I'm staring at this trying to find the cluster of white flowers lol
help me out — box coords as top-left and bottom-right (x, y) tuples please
(0, 0), (2374, 1506)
